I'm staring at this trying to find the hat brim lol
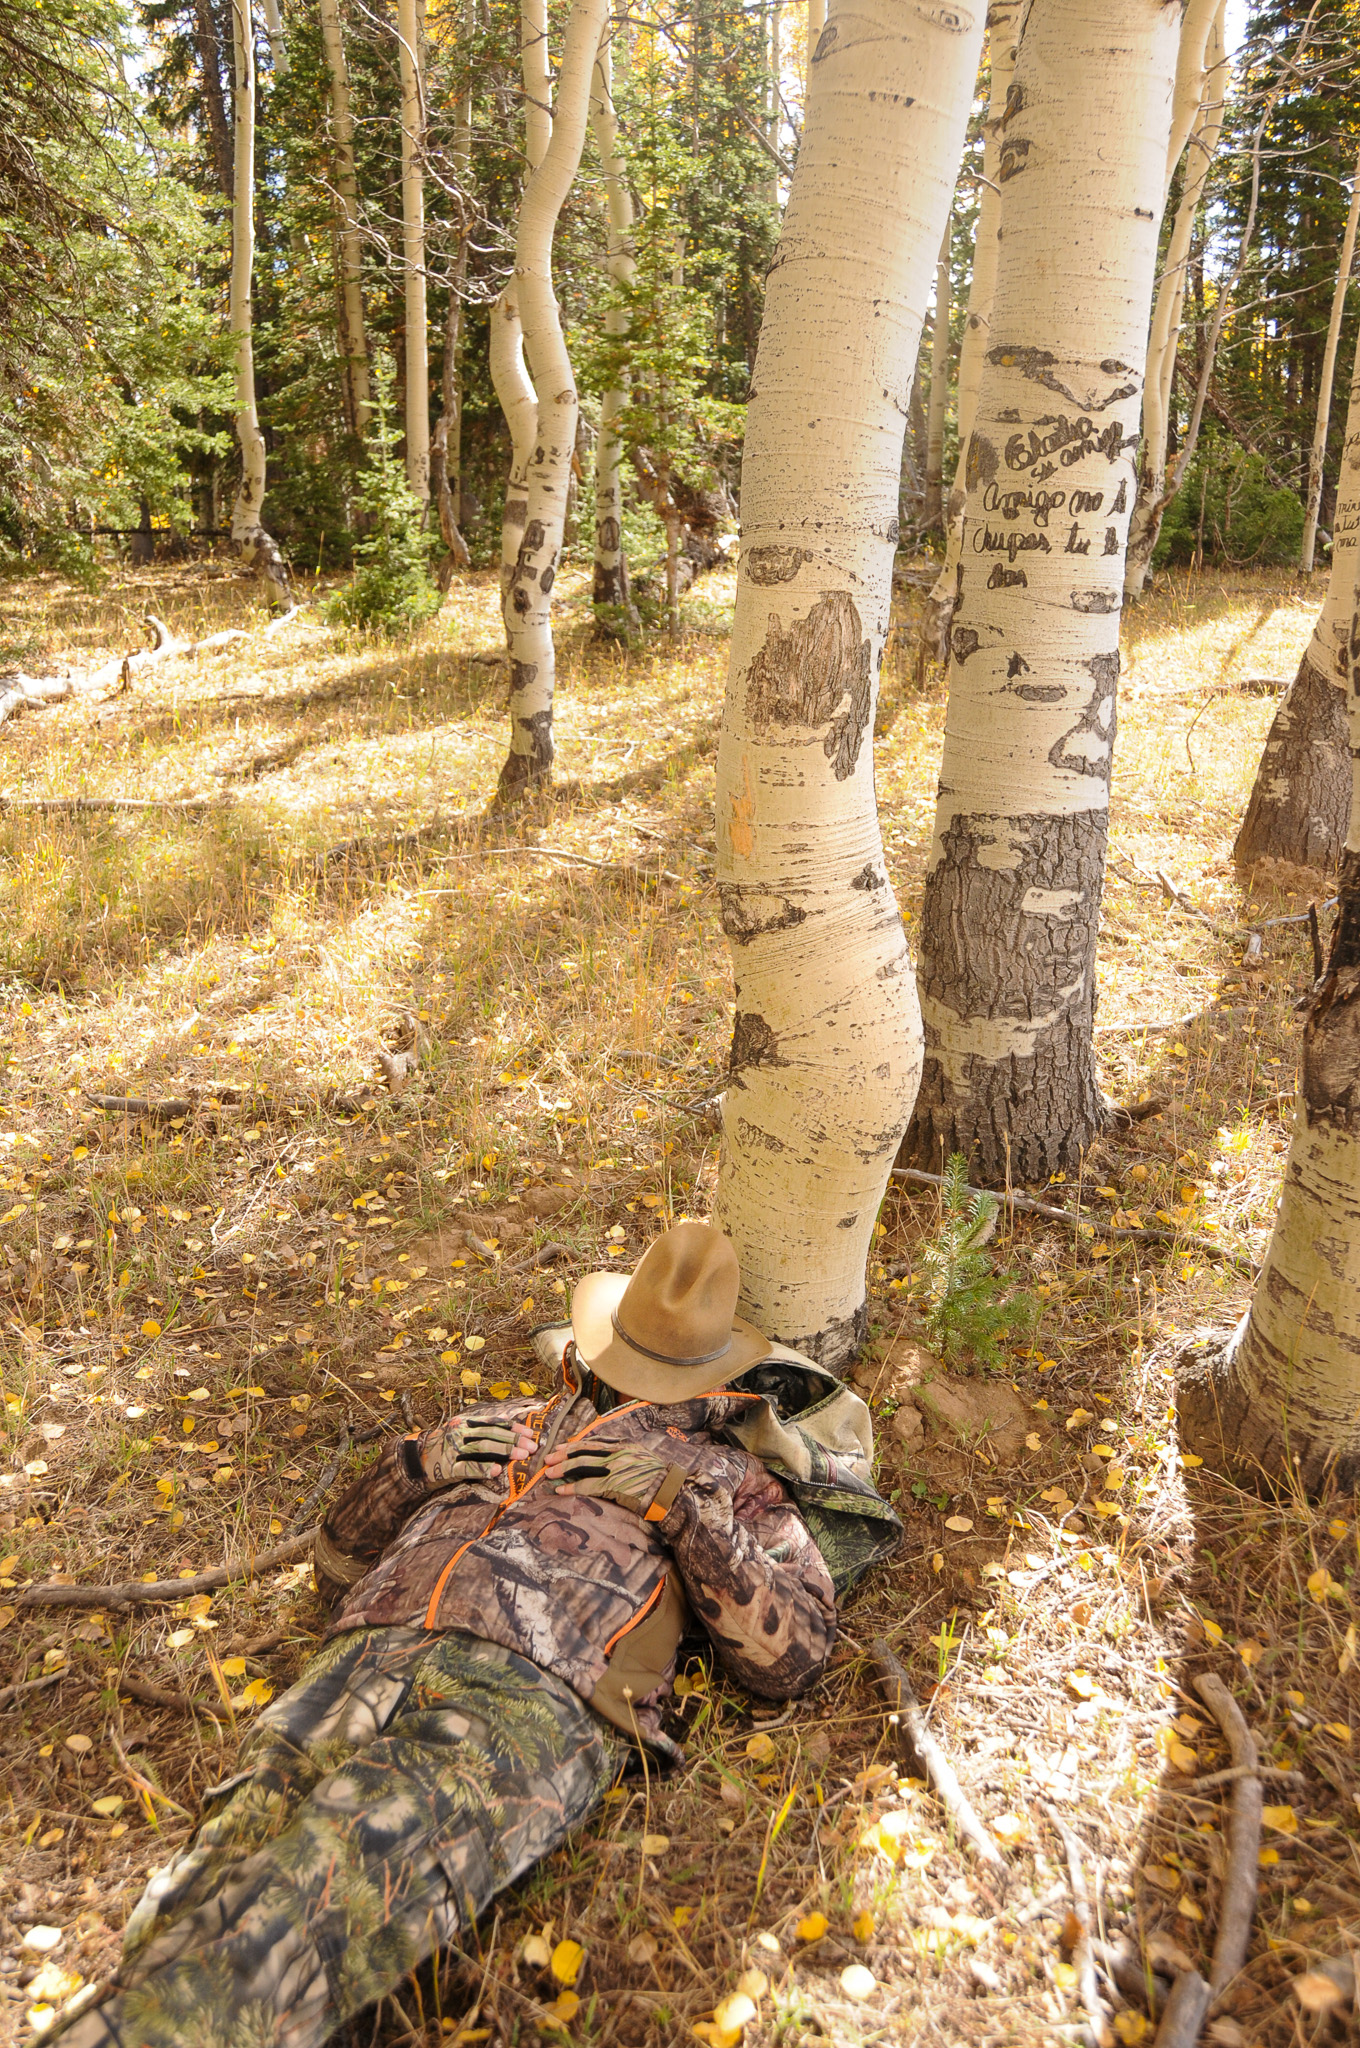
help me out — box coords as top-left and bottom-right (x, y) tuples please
(571, 1268), (770, 1404)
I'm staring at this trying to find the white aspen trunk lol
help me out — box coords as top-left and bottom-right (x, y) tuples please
(498, 0), (610, 799)
(318, 0), (371, 436)
(921, 0), (1021, 659)
(260, 0), (288, 73)
(228, 0), (291, 605)
(712, 0), (984, 1366)
(1301, 147), (1360, 575)
(397, 0), (430, 502)
(767, 0), (781, 211)
(491, 0), (553, 617)
(904, 0), (1178, 1187)
(1123, 2), (1226, 601)
(1181, 562), (1360, 1489)
(590, 30), (637, 618)
(432, 5), (473, 587)
(922, 216), (951, 531)
(1235, 322), (1360, 873)
(1163, 0), (1218, 189)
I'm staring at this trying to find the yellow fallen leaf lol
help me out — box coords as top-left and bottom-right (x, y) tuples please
(1307, 1568), (1335, 1602)
(519, 1381), (536, 1396)
(1323, 1722), (1352, 1744)
(1258, 1846), (1279, 1868)
(1263, 1805), (1298, 1834)
(745, 1733), (776, 1762)
(1168, 1741), (1198, 1772)
(140, 1320), (161, 1339)
(1201, 1619), (1223, 1643)
(550, 1938), (584, 1986)
(944, 1515), (974, 1533)
(1115, 2011), (1149, 2043)
(840, 1964), (876, 2002)
(795, 1913), (828, 1942)
(1180, 1453), (1204, 1469)
(1024, 1432), (1042, 1451)
(672, 1906), (693, 1928)
(1053, 1961), (1077, 1991)
(735, 1969), (768, 2002)
(487, 1382), (513, 1400)
(90, 1796), (124, 1818)
(713, 1992), (756, 2035)
(1066, 1409), (1094, 1430)
(237, 1677), (274, 1710)
(0, 1605), (17, 1631)
(1327, 1518), (1348, 1539)
(1237, 1638), (1264, 1667)
(440, 1350), (460, 1365)
(1144, 1864), (1180, 1894)
(1066, 1670), (1096, 1700)
(640, 1833), (670, 1855)
(1176, 1895), (1203, 1922)
(460, 1369), (481, 1390)
(167, 1627), (194, 1648)
(464, 1334), (486, 1353)
(520, 1934), (551, 1970)
(545, 1990), (580, 2024)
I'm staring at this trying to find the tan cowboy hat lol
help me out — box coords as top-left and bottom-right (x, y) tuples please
(571, 1220), (770, 1403)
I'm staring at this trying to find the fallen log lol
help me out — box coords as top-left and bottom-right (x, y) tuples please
(18, 1528), (318, 1610)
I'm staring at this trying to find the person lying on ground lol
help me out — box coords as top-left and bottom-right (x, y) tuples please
(47, 1221), (898, 2048)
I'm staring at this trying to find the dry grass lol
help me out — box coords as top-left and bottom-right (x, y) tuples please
(0, 553), (1354, 2048)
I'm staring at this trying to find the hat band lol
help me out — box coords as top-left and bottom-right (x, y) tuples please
(610, 1307), (732, 1369)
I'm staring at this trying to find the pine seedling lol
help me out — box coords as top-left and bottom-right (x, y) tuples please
(919, 1155), (1038, 1369)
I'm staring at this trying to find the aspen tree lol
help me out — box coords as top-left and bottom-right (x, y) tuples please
(227, 0), (291, 604)
(903, 0), (1178, 1186)
(490, 0), (552, 614)
(1124, 0), (1227, 600)
(1181, 562), (1360, 1489)
(396, 0), (429, 500)
(318, 0), (371, 436)
(922, 217), (950, 534)
(498, 0), (610, 799)
(431, 0), (474, 586)
(1301, 145), (1360, 575)
(921, 0), (1021, 661)
(713, 0), (983, 1365)
(589, 28), (636, 618)
(1236, 322), (1360, 874)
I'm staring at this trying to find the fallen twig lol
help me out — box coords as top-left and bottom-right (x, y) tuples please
(1161, 1762), (1304, 1797)
(18, 1528), (318, 1610)
(891, 1167), (1256, 1274)
(84, 1091), (196, 1123)
(0, 1667), (64, 1712)
(0, 614), (252, 732)
(1196, 1671), (1262, 1998)
(1046, 1805), (1108, 2047)
(869, 1638), (1006, 1873)
(507, 1239), (573, 1273)
(117, 1674), (228, 1722)
(293, 1425), (352, 1524)
(1153, 1673), (1263, 2048)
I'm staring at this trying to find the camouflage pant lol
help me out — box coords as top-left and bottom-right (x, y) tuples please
(50, 1629), (623, 2048)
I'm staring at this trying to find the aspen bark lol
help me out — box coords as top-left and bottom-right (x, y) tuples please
(921, 0), (1021, 659)
(318, 0), (371, 436)
(431, 3), (474, 587)
(903, 0), (1178, 1187)
(766, 0), (781, 211)
(491, 0), (553, 615)
(922, 216), (951, 533)
(1301, 147), (1360, 575)
(590, 29), (637, 619)
(1235, 323), (1360, 874)
(397, 0), (429, 501)
(1124, 2), (1226, 601)
(260, 0), (288, 73)
(712, 0), (983, 1366)
(806, 0), (825, 78)
(228, 0), (291, 604)
(498, 0), (610, 800)
(1181, 572), (1360, 1487)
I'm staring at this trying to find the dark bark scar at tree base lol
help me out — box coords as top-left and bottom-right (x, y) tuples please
(744, 590), (873, 780)
(1234, 650), (1349, 873)
(1175, 1330), (1360, 1493)
(784, 1300), (868, 1375)
(902, 806), (1108, 1183)
(1301, 851), (1360, 1130)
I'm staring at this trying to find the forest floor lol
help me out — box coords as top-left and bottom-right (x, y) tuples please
(0, 553), (1355, 2048)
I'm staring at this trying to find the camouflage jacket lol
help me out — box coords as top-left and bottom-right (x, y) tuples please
(315, 1352), (839, 1754)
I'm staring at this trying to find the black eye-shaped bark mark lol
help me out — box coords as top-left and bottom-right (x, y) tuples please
(504, 497), (528, 527)
(998, 134), (1030, 181)
(508, 659), (539, 697)
(719, 885), (808, 946)
(598, 515), (621, 553)
(1070, 589), (1119, 614)
(745, 590), (873, 781)
(745, 545), (812, 585)
(850, 863), (885, 891)
(1048, 650), (1119, 782)
(987, 346), (1139, 415)
(951, 626), (981, 665)
(1000, 78), (1023, 127)
(728, 1011), (785, 1087)
(812, 21), (836, 59)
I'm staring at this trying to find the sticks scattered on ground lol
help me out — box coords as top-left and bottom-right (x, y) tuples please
(869, 1638), (1007, 1875)
(116, 1675), (228, 1722)
(1195, 1671), (1263, 1998)
(0, 613), (246, 731)
(0, 1667), (64, 1713)
(891, 1166), (1256, 1274)
(18, 1528), (318, 1611)
(1047, 1805), (1109, 2048)
(294, 1427), (352, 1524)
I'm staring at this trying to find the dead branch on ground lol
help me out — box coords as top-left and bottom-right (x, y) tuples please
(18, 1527), (318, 1610)
(1046, 1804), (1110, 2047)
(869, 1638), (1007, 1875)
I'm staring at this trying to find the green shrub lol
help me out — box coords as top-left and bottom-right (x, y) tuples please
(324, 364), (439, 635)
(919, 1154), (1039, 1369)
(1155, 434), (1303, 570)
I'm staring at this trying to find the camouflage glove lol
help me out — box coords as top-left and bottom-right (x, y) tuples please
(546, 1441), (687, 1522)
(421, 1417), (527, 1487)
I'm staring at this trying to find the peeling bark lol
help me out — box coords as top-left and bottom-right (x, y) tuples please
(904, 0), (1178, 1186)
(713, 0), (984, 1368)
